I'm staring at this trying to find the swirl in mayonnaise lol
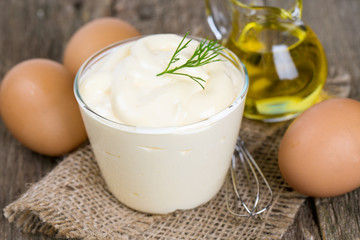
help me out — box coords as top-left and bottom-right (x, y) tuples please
(79, 34), (243, 127)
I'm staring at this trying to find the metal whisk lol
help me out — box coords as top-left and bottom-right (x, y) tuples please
(226, 137), (273, 217)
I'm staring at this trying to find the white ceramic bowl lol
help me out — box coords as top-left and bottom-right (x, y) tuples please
(74, 35), (249, 214)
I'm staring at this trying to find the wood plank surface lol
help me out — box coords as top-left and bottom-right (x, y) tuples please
(0, 0), (359, 239)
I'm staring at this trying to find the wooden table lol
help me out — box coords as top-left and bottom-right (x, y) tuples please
(1, 0), (359, 239)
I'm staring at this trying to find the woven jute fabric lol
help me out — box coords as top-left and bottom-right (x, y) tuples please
(3, 70), (350, 239)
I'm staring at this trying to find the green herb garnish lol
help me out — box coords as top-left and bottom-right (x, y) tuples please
(156, 32), (224, 89)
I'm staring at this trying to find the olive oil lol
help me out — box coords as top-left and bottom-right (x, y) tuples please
(226, 15), (327, 122)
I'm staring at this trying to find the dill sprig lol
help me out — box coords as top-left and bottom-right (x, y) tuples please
(156, 32), (224, 89)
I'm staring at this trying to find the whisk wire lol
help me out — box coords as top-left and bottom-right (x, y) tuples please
(226, 137), (273, 217)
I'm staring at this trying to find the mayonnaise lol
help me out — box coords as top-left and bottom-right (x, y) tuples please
(75, 34), (248, 214)
(79, 34), (243, 127)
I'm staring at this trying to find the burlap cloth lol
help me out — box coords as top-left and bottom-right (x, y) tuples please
(3, 70), (351, 239)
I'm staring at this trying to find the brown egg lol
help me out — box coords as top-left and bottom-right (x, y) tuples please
(0, 59), (87, 156)
(278, 98), (360, 197)
(63, 17), (141, 76)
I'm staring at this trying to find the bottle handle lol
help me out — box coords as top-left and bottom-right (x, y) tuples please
(290, 0), (303, 20)
(205, 0), (232, 43)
